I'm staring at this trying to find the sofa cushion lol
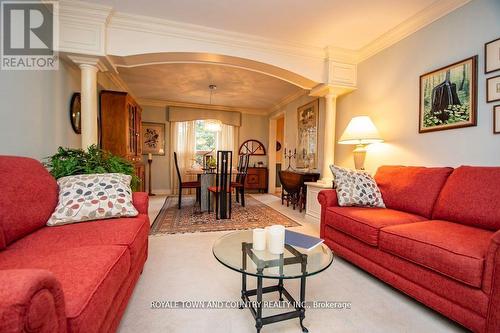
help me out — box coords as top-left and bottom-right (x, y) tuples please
(325, 206), (426, 246)
(432, 166), (500, 230)
(0, 245), (130, 333)
(374, 166), (453, 218)
(48, 173), (138, 226)
(10, 215), (149, 267)
(0, 156), (58, 248)
(379, 221), (493, 288)
(330, 165), (385, 208)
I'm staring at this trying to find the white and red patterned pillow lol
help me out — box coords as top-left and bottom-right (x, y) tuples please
(329, 165), (385, 208)
(47, 173), (138, 226)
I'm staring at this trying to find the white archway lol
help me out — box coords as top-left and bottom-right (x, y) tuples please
(109, 52), (319, 90)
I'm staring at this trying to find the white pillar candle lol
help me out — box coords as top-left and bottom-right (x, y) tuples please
(268, 225), (285, 255)
(252, 228), (267, 251)
(148, 153), (153, 160)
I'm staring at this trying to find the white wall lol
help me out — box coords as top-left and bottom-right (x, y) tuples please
(140, 105), (171, 194)
(336, 0), (500, 173)
(239, 113), (269, 167)
(0, 60), (81, 160)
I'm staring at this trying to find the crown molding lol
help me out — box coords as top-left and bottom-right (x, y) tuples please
(58, 0), (113, 24)
(356, 0), (471, 63)
(108, 12), (326, 61)
(137, 98), (269, 116)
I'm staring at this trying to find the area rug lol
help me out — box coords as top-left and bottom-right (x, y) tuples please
(150, 195), (300, 235)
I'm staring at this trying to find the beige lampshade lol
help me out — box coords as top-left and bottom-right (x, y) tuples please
(339, 116), (383, 145)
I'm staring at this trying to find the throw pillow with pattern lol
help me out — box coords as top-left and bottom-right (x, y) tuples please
(47, 173), (138, 226)
(329, 165), (385, 208)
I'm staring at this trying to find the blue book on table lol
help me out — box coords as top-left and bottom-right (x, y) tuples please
(285, 230), (324, 251)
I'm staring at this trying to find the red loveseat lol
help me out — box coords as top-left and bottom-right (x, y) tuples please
(319, 166), (500, 333)
(0, 156), (149, 333)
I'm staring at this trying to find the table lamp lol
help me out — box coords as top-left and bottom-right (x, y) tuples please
(338, 116), (383, 170)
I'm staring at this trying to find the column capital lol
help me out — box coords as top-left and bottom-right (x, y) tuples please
(67, 55), (114, 72)
(309, 83), (356, 98)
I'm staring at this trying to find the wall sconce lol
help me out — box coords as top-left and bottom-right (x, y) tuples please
(338, 116), (383, 170)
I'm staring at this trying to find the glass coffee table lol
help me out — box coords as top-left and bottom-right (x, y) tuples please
(213, 230), (334, 333)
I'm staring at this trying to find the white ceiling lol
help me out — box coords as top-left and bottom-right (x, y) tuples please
(118, 63), (304, 110)
(86, 0), (438, 50)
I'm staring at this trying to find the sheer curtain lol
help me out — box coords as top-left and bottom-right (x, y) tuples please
(170, 121), (196, 194)
(170, 121), (239, 194)
(216, 124), (238, 165)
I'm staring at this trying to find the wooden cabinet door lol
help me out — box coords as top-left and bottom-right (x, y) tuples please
(127, 102), (135, 157)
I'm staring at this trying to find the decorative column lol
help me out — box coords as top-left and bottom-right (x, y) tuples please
(79, 63), (99, 148)
(321, 92), (337, 183)
(68, 56), (105, 149)
(305, 83), (355, 221)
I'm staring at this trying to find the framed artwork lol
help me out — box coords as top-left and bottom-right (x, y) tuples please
(69, 93), (81, 134)
(419, 56), (477, 133)
(141, 122), (165, 155)
(296, 99), (319, 168)
(485, 37), (500, 74)
(487, 75), (500, 103)
(494, 105), (500, 134)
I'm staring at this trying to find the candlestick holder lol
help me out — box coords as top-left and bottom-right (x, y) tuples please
(284, 149), (296, 170)
(147, 159), (155, 196)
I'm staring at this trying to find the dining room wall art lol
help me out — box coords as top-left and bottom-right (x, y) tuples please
(142, 122), (166, 155)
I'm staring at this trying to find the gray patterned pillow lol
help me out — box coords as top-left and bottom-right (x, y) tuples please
(329, 165), (385, 208)
(47, 173), (138, 226)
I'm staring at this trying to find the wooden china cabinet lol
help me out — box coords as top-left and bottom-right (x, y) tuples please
(99, 90), (145, 191)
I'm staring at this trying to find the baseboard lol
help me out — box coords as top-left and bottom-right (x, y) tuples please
(151, 188), (171, 195)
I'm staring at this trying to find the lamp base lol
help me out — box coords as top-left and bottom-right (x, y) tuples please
(353, 144), (367, 170)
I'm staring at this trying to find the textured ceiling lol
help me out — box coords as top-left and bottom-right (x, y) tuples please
(118, 63), (304, 110)
(86, 0), (438, 50)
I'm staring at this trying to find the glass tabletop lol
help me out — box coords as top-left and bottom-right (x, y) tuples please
(212, 230), (334, 279)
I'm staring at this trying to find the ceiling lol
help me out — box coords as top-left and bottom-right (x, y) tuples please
(86, 0), (438, 50)
(117, 63), (304, 111)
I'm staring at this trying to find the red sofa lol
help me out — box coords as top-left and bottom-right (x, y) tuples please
(0, 156), (149, 333)
(319, 166), (500, 333)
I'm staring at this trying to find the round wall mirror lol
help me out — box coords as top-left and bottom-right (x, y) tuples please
(70, 92), (81, 134)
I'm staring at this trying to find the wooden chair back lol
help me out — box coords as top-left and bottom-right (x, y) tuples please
(173, 152), (182, 184)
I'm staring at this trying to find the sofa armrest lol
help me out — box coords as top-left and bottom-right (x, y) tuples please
(318, 190), (338, 239)
(0, 269), (66, 333)
(317, 189), (339, 208)
(132, 192), (149, 215)
(485, 231), (500, 333)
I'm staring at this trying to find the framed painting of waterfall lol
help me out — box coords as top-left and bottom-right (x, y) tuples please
(419, 56), (477, 133)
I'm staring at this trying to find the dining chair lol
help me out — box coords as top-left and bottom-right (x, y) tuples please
(208, 150), (233, 219)
(278, 170), (305, 212)
(174, 152), (201, 209)
(231, 154), (250, 207)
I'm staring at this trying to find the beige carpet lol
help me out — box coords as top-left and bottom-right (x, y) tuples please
(118, 194), (466, 333)
(150, 195), (300, 235)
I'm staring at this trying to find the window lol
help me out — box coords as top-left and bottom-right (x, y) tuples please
(194, 120), (217, 164)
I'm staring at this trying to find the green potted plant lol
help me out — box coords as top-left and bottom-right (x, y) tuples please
(44, 145), (140, 190)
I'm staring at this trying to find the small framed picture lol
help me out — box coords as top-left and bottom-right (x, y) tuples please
(494, 105), (500, 134)
(485, 37), (500, 74)
(142, 122), (166, 155)
(487, 75), (500, 103)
